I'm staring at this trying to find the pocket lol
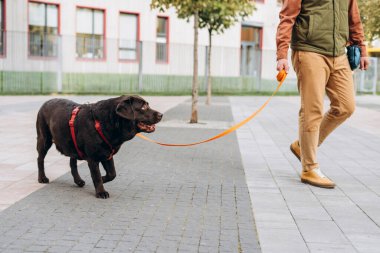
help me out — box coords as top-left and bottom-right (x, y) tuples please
(340, 12), (349, 41)
(307, 15), (314, 40)
(291, 51), (301, 73)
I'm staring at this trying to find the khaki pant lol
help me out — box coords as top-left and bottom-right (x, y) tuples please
(291, 51), (355, 171)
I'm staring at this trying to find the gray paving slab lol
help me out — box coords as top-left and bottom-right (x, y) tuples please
(0, 95), (189, 211)
(1, 94), (380, 253)
(307, 242), (357, 253)
(0, 97), (260, 253)
(231, 96), (380, 253)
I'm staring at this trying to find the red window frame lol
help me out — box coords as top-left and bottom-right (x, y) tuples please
(240, 25), (263, 76)
(118, 11), (140, 63)
(241, 25), (263, 49)
(75, 5), (107, 61)
(0, 0), (6, 57)
(27, 0), (61, 60)
(156, 15), (169, 64)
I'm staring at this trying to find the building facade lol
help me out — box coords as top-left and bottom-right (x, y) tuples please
(0, 0), (292, 94)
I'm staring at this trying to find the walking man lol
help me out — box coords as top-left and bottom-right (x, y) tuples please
(276, 0), (369, 188)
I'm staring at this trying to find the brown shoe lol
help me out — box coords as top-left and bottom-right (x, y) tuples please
(301, 168), (336, 189)
(290, 140), (301, 161)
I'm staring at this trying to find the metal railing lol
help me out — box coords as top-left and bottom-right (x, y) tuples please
(29, 32), (59, 57)
(0, 31), (378, 95)
(354, 57), (378, 94)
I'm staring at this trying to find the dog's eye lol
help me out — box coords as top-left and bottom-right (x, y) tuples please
(141, 105), (148, 111)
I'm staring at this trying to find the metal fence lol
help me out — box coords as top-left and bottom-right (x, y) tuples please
(0, 31), (378, 95)
(354, 57), (379, 94)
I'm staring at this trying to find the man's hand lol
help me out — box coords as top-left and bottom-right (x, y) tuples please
(277, 59), (289, 73)
(360, 57), (370, 70)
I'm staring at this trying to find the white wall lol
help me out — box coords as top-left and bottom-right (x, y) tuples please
(1, 0), (285, 79)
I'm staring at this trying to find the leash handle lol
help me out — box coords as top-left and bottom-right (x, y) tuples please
(136, 70), (287, 147)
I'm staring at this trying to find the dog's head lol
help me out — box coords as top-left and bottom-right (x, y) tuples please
(115, 95), (163, 133)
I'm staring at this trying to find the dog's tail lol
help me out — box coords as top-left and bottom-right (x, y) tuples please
(36, 109), (53, 152)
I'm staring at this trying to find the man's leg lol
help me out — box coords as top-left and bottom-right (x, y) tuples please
(318, 55), (355, 146)
(292, 51), (330, 172)
(291, 51), (336, 188)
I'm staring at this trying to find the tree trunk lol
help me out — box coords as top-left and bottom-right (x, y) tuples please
(190, 12), (199, 123)
(206, 30), (212, 105)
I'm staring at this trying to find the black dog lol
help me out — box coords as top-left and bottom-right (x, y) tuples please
(36, 95), (162, 199)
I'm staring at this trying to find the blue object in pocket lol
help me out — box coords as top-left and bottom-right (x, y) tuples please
(346, 45), (361, 70)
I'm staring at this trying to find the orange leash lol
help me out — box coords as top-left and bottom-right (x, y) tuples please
(136, 70), (287, 147)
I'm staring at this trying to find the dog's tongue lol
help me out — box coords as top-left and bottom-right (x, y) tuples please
(138, 122), (155, 132)
(147, 125), (155, 132)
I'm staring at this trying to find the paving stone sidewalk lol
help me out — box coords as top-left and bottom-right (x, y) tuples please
(0, 96), (187, 211)
(0, 97), (260, 253)
(1, 94), (380, 253)
(231, 96), (380, 253)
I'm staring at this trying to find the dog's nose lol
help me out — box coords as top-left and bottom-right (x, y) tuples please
(156, 112), (163, 120)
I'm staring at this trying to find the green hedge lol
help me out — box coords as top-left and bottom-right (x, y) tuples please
(63, 73), (139, 94)
(0, 71), (57, 94)
(0, 71), (298, 95)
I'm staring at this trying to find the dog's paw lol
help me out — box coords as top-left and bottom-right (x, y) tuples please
(96, 191), (110, 199)
(38, 177), (50, 184)
(75, 179), (86, 187)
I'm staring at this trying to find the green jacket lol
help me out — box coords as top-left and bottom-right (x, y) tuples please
(291, 0), (349, 57)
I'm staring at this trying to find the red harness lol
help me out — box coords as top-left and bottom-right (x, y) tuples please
(69, 106), (115, 160)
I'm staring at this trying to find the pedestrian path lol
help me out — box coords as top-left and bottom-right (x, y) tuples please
(231, 95), (380, 253)
(0, 94), (379, 252)
(0, 95), (188, 211)
(0, 96), (260, 253)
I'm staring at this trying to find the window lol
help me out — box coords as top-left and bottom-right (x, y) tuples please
(240, 25), (262, 76)
(76, 7), (105, 59)
(241, 26), (261, 48)
(28, 1), (59, 57)
(119, 13), (139, 61)
(0, 0), (5, 56)
(156, 16), (168, 63)
(0, 0), (4, 56)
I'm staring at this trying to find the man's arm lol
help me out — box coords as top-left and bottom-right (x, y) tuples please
(276, 0), (302, 60)
(348, 0), (367, 56)
(276, 0), (302, 71)
(349, 0), (369, 70)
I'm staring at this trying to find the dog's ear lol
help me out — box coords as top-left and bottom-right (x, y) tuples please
(116, 96), (135, 120)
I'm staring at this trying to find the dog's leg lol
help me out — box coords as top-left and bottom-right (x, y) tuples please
(87, 160), (109, 199)
(101, 158), (116, 184)
(70, 158), (85, 187)
(36, 114), (52, 184)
